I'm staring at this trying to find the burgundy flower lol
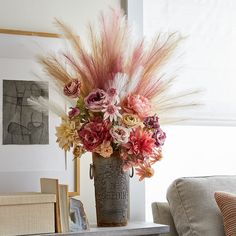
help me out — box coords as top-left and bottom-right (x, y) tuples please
(152, 128), (166, 147)
(64, 79), (81, 98)
(79, 118), (111, 151)
(68, 107), (80, 119)
(84, 89), (108, 112)
(143, 115), (160, 129)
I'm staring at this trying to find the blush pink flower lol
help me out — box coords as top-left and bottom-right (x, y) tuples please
(79, 118), (111, 151)
(107, 88), (119, 104)
(110, 126), (130, 144)
(124, 94), (152, 119)
(123, 127), (156, 156)
(64, 79), (81, 98)
(102, 104), (122, 122)
(84, 89), (108, 112)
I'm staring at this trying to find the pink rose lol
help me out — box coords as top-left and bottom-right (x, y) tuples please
(79, 118), (111, 151)
(84, 89), (108, 112)
(110, 126), (130, 144)
(64, 79), (81, 98)
(124, 95), (152, 119)
(152, 128), (166, 148)
(68, 107), (80, 119)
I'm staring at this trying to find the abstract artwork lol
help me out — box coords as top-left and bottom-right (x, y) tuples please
(70, 198), (90, 231)
(3, 80), (49, 144)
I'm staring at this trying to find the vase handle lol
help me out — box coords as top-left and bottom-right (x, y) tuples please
(89, 164), (94, 179)
(129, 167), (134, 178)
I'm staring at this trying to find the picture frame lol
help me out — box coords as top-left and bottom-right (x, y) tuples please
(0, 29), (80, 195)
(70, 198), (89, 231)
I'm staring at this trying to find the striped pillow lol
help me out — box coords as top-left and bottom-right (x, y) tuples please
(215, 191), (236, 236)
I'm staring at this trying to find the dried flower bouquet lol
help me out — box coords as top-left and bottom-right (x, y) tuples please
(30, 9), (197, 181)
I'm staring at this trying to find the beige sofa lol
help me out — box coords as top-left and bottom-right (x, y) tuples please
(152, 175), (236, 236)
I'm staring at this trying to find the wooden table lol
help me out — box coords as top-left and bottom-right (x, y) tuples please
(49, 222), (169, 236)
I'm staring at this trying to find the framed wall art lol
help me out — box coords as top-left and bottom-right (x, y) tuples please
(0, 29), (80, 195)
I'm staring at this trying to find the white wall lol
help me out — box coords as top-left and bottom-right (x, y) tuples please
(0, 0), (147, 225)
(0, 0), (119, 34)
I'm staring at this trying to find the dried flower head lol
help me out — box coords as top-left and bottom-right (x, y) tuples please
(152, 128), (166, 147)
(84, 89), (108, 112)
(122, 113), (141, 128)
(95, 141), (113, 158)
(123, 127), (156, 156)
(64, 79), (81, 98)
(136, 162), (155, 181)
(110, 126), (130, 144)
(68, 107), (80, 119)
(79, 118), (111, 151)
(73, 145), (85, 159)
(124, 95), (152, 119)
(102, 104), (122, 122)
(56, 119), (77, 151)
(144, 115), (160, 129)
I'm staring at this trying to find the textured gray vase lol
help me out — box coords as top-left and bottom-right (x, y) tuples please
(91, 152), (129, 227)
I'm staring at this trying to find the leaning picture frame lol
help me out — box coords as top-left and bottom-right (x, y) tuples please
(0, 29), (80, 196)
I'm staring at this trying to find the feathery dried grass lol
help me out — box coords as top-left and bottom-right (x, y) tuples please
(38, 8), (199, 123)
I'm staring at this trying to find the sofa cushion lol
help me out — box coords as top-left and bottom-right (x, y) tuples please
(167, 175), (236, 236)
(215, 191), (236, 236)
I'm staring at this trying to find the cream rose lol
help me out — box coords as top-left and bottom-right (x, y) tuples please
(122, 113), (141, 128)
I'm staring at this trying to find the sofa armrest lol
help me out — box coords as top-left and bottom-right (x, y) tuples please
(152, 202), (178, 236)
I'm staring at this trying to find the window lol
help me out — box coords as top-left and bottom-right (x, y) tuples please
(127, 0), (236, 126)
(125, 0), (236, 222)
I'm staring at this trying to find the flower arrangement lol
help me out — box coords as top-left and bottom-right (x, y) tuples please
(33, 9), (197, 181)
